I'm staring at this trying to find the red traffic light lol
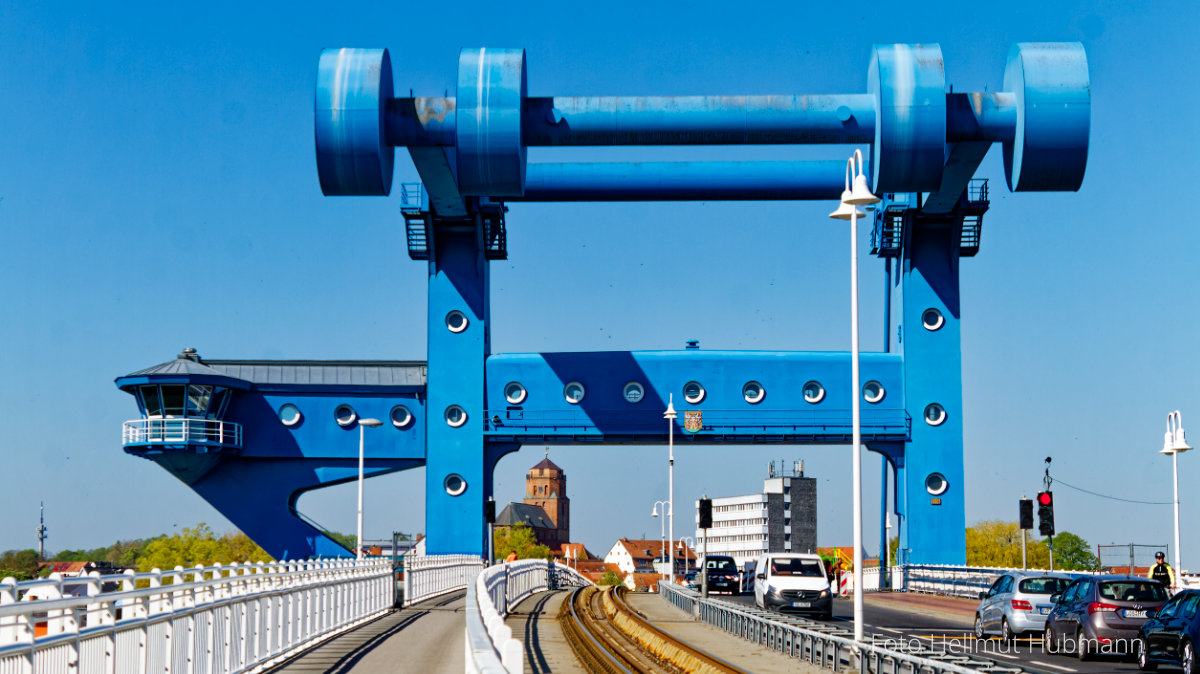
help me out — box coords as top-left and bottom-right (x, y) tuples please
(1037, 492), (1053, 505)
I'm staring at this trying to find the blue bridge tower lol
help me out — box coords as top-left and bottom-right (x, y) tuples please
(118, 43), (1090, 563)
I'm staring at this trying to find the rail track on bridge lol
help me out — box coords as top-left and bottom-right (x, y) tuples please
(559, 585), (749, 674)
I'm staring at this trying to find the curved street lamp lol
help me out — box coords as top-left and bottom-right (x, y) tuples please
(830, 148), (879, 643)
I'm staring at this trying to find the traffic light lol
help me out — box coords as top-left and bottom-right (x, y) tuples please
(1019, 499), (1033, 530)
(484, 498), (496, 524)
(698, 498), (713, 529)
(1037, 491), (1054, 536)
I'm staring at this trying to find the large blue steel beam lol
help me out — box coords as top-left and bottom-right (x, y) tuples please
(518, 161), (849, 201)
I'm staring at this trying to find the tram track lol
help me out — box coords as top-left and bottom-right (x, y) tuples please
(558, 585), (750, 674)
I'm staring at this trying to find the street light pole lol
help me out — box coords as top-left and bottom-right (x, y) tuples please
(357, 418), (384, 561)
(830, 148), (879, 643)
(652, 500), (671, 580)
(1162, 411), (1191, 579)
(665, 394), (677, 584)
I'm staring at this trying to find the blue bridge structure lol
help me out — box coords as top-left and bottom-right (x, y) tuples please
(116, 43), (1090, 564)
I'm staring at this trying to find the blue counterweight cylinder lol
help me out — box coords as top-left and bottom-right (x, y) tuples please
(1002, 42), (1090, 191)
(456, 48), (527, 196)
(868, 44), (947, 193)
(315, 48), (394, 196)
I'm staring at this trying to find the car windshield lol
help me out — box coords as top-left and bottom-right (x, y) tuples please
(770, 558), (824, 577)
(1018, 577), (1072, 595)
(706, 559), (737, 572)
(1099, 581), (1167, 602)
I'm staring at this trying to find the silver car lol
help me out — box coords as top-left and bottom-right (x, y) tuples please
(975, 572), (1074, 640)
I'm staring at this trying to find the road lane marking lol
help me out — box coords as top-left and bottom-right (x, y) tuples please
(1036, 662), (1077, 672)
(876, 627), (903, 634)
(986, 652), (1018, 660)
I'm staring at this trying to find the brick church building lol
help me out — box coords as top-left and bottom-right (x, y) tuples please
(496, 454), (570, 551)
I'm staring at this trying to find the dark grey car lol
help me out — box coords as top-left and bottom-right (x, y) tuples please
(1046, 575), (1169, 661)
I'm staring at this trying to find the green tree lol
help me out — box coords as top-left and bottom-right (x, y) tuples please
(0, 549), (40, 580)
(493, 523), (551, 561)
(966, 520), (1059, 569)
(599, 570), (625, 586)
(137, 524), (271, 571)
(1049, 532), (1098, 571)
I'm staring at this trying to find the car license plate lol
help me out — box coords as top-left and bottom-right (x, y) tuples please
(792, 601), (811, 608)
(1124, 610), (1147, 619)
(1039, 607), (1051, 615)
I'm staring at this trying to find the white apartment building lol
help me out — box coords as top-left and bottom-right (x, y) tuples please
(694, 462), (817, 567)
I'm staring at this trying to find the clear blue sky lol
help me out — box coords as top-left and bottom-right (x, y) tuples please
(1, 0), (1198, 566)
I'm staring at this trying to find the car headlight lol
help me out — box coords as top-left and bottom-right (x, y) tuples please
(767, 585), (782, 596)
(819, 589), (829, 598)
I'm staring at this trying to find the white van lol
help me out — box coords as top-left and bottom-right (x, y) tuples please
(753, 552), (833, 619)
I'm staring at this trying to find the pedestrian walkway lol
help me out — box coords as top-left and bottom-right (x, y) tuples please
(269, 590), (466, 674)
(504, 590), (575, 673)
(627, 593), (825, 674)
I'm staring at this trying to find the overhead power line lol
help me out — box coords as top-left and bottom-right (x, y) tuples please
(1051, 476), (1172, 505)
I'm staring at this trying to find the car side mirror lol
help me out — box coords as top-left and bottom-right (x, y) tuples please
(756, 573), (766, 580)
(1147, 608), (1158, 618)
(1049, 593), (1060, 603)
(979, 591), (988, 599)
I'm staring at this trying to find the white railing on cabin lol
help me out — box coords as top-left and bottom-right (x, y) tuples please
(0, 558), (389, 674)
(122, 418), (243, 447)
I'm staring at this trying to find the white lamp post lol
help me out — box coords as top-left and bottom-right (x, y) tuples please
(830, 148), (879, 643)
(652, 500), (672, 579)
(1161, 411), (1192, 579)
(665, 394), (678, 583)
(357, 417), (384, 560)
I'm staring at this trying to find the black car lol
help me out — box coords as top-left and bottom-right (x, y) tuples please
(1138, 589), (1200, 672)
(702, 555), (740, 594)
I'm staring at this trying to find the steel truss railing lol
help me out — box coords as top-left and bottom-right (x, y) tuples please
(467, 561), (591, 674)
(660, 581), (1031, 674)
(901, 564), (1093, 599)
(0, 558), (391, 674)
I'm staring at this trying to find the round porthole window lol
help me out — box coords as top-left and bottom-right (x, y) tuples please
(863, 381), (885, 404)
(922, 308), (944, 331)
(623, 382), (644, 404)
(390, 405), (413, 429)
(445, 405), (468, 427)
(504, 382), (527, 405)
(925, 472), (949, 496)
(279, 403), (302, 427)
(802, 381), (825, 404)
(924, 403), (947, 426)
(444, 473), (468, 496)
(564, 381), (586, 404)
(445, 310), (469, 333)
(742, 381), (765, 404)
(683, 381), (705, 404)
(334, 404), (357, 427)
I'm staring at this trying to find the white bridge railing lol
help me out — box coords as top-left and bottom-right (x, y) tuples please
(467, 560), (591, 674)
(0, 558), (390, 674)
(403, 554), (484, 606)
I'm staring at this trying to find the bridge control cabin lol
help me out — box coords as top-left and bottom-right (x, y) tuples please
(116, 348), (426, 559)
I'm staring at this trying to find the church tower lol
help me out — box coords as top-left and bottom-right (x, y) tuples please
(524, 452), (569, 545)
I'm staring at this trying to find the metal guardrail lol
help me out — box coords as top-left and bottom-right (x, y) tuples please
(403, 553), (484, 606)
(122, 418), (243, 447)
(660, 581), (1027, 674)
(902, 564), (1092, 599)
(467, 561), (591, 674)
(0, 558), (390, 674)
